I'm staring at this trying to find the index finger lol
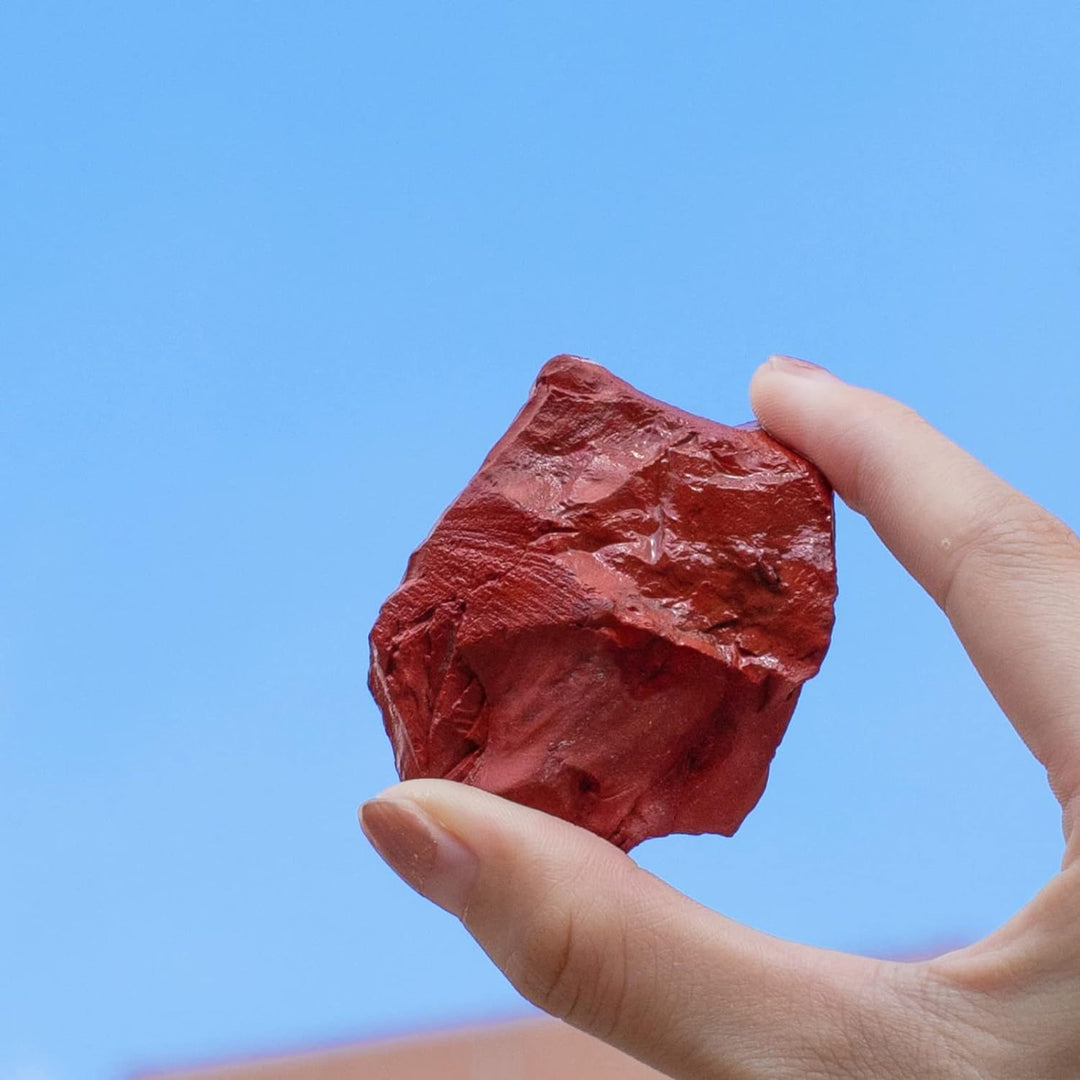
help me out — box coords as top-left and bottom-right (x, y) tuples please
(750, 356), (1080, 852)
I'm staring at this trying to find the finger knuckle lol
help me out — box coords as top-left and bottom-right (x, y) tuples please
(924, 949), (1080, 1078)
(502, 897), (629, 1040)
(940, 497), (1080, 615)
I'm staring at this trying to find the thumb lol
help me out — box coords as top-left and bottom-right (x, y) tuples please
(360, 779), (954, 1079)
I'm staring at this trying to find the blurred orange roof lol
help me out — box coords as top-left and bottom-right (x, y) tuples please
(144, 1018), (666, 1080)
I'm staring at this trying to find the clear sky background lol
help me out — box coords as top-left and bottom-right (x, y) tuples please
(3, 3), (1079, 1078)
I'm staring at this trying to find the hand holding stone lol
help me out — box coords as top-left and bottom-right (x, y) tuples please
(361, 357), (1080, 1079)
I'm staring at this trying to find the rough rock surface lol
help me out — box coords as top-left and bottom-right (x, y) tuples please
(368, 355), (837, 850)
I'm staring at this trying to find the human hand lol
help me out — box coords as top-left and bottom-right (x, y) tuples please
(360, 356), (1080, 1079)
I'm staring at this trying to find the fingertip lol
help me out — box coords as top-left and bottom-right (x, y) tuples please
(358, 778), (470, 841)
(750, 354), (846, 443)
(364, 778), (626, 870)
(359, 787), (481, 918)
(749, 357), (804, 436)
(751, 354), (838, 400)
(375, 776), (534, 822)
(748, 357), (782, 426)
(765, 354), (837, 377)
(371, 776), (454, 802)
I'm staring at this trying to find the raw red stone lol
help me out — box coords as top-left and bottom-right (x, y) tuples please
(368, 355), (837, 850)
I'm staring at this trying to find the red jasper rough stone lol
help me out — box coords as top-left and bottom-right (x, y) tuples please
(368, 355), (836, 850)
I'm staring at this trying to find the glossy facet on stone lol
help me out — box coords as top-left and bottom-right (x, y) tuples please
(368, 355), (837, 850)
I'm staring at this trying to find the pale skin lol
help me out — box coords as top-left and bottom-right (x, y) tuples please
(360, 355), (1080, 1078)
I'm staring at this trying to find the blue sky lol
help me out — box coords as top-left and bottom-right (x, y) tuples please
(2, 3), (1079, 1077)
